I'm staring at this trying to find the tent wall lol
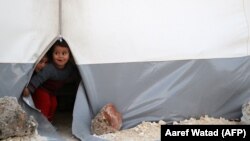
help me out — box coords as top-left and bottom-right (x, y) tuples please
(73, 57), (250, 140)
(0, 64), (32, 97)
(0, 0), (59, 96)
(62, 0), (250, 140)
(63, 0), (250, 64)
(0, 0), (59, 97)
(0, 0), (250, 141)
(0, 0), (59, 63)
(0, 0), (61, 140)
(0, 0), (59, 99)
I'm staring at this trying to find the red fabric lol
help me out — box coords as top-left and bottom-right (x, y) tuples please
(32, 88), (57, 122)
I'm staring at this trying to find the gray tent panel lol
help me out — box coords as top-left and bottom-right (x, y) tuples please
(71, 56), (250, 140)
(1, 53), (250, 140)
(0, 64), (32, 97)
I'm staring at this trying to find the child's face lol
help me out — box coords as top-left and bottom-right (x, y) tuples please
(52, 45), (70, 69)
(35, 56), (48, 73)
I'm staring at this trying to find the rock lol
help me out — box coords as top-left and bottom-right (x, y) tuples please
(91, 103), (122, 135)
(0, 96), (38, 140)
(241, 101), (250, 124)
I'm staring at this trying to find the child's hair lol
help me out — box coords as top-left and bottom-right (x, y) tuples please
(53, 39), (69, 49)
(35, 53), (49, 73)
(48, 39), (71, 60)
(42, 53), (48, 59)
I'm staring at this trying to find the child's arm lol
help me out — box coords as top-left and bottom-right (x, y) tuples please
(22, 87), (30, 97)
(23, 64), (52, 96)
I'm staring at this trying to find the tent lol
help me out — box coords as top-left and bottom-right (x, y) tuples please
(0, 0), (250, 140)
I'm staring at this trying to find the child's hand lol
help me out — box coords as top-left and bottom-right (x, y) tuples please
(23, 87), (30, 97)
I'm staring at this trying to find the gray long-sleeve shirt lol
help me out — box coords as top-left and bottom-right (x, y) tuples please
(28, 62), (77, 95)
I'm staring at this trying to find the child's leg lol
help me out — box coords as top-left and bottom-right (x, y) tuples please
(48, 95), (57, 122)
(32, 88), (52, 121)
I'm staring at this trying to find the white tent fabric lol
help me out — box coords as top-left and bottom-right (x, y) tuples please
(0, 0), (250, 141)
(0, 0), (59, 63)
(63, 0), (250, 64)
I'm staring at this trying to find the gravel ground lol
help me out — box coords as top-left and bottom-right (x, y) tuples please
(3, 100), (250, 141)
(1, 115), (243, 141)
(95, 115), (241, 141)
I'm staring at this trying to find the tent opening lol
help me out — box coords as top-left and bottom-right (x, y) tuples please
(24, 39), (81, 140)
(53, 72), (80, 140)
(47, 40), (81, 140)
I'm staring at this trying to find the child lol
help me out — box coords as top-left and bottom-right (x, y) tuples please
(23, 39), (78, 122)
(22, 54), (49, 110)
(35, 54), (49, 73)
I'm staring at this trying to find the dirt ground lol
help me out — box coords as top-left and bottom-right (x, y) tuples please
(3, 99), (249, 141)
(95, 115), (241, 141)
(55, 114), (240, 141)
(2, 114), (243, 141)
(53, 111), (80, 141)
(1, 111), (78, 141)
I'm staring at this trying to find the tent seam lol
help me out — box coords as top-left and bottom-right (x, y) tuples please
(59, 0), (62, 38)
(243, 0), (250, 55)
